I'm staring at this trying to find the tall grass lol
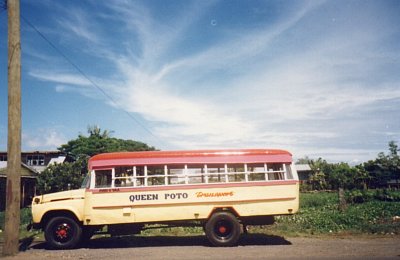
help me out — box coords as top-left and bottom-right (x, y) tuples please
(0, 208), (32, 231)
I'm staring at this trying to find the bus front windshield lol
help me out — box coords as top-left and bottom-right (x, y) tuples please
(80, 172), (91, 189)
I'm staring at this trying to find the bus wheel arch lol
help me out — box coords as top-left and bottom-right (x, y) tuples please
(41, 210), (81, 228)
(207, 207), (240, 218)
(205, 210), (241, 247)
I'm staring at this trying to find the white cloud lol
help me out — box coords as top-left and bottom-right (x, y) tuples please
(56, 7), (99, 43)
(113, 63), (257, 144)
(293, 147), (382, 165)
(103, 1), (399, 161)
(23, 129), (67, 150)
(29, 71), (92, 86)
(29, 71), (121, 101)
(147, 2), (324, 84)
(96, 1), (324, 148)
(105, 0), (216, 64)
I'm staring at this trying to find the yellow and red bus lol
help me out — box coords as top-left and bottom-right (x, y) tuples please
(31, 149), (299, 249)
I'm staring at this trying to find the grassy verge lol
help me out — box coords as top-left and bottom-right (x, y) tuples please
(264, 191), (400, 237)
(0, 208), (42, 243)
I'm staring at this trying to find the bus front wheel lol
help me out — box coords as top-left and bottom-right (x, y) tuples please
(205, 211), (241, 247)
(44, 216), (82, 249)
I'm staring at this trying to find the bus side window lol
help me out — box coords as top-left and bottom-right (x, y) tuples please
(267, 164), (284, 180)
(227, 164), (245, 182)
(136, 166), (145, 186)
(286, 164), (294, 179)
(147, 166), (165, 186)
(115, 167), (134, 187)
(247, 163), (266, 181)
(95, 170), (112, 188)
(167, 165), (185, 185)
(187, 165), (204, 184)
(207, 164), (226, 183)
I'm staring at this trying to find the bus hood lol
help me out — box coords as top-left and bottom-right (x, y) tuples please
(33, 189), (85, 205)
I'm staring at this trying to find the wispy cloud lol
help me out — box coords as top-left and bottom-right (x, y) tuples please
(101, 1), (324, 147)
(56, 7), (99, 43)
(29, 71), (92, 86)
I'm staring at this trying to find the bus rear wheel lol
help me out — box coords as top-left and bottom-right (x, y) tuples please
(205, 211), (241, 247)
(44, 216), (82, 249)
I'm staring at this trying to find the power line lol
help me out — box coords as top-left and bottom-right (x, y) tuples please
(20, 15), (166, 148)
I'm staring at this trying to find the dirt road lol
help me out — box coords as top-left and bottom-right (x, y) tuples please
(2, 234), (399, 259)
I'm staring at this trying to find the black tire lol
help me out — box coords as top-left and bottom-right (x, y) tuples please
(44, 216), (82, 249)
(205, 211), (241, 247)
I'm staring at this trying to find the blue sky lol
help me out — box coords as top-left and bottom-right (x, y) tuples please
(0, 0), (399, 163)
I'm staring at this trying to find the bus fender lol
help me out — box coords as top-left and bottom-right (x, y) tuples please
(207, 207), (240, 219)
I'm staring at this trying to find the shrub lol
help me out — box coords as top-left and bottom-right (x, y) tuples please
(346, 189), (400, 204)
(375, 189), (400, 202)
(345, 190), (374, 204)
(0, 208), (32, 230)
(300, 192), (338, 208)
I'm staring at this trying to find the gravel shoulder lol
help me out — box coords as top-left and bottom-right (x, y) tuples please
(1, 234), (400, 259)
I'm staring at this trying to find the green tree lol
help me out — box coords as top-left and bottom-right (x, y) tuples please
(296, 156), (312, 165)
(308, 158), (330, 190)
(37, 157), (87, 194)
(328, 162), (357, 190)
(385, 141), (400, 184)
(362, 141), (400, 188)
(59, 125), (155, 158)
(362, 160), (382, 188)
(353, 165), (371, 190)
(37, 126), (156, 194)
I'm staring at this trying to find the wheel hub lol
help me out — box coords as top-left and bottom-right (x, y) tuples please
(56, 224), (70, 239)
(219, 226), (227, 234)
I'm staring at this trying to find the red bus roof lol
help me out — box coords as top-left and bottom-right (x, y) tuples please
(88, 149), (292, 170)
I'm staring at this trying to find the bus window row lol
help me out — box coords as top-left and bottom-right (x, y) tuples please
(93, 163), (294, 188)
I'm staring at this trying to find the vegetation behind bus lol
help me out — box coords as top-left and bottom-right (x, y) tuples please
(299, 141), (400, 192)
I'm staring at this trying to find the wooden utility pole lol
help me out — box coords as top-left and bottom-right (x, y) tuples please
(3, 0), (21, 256)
